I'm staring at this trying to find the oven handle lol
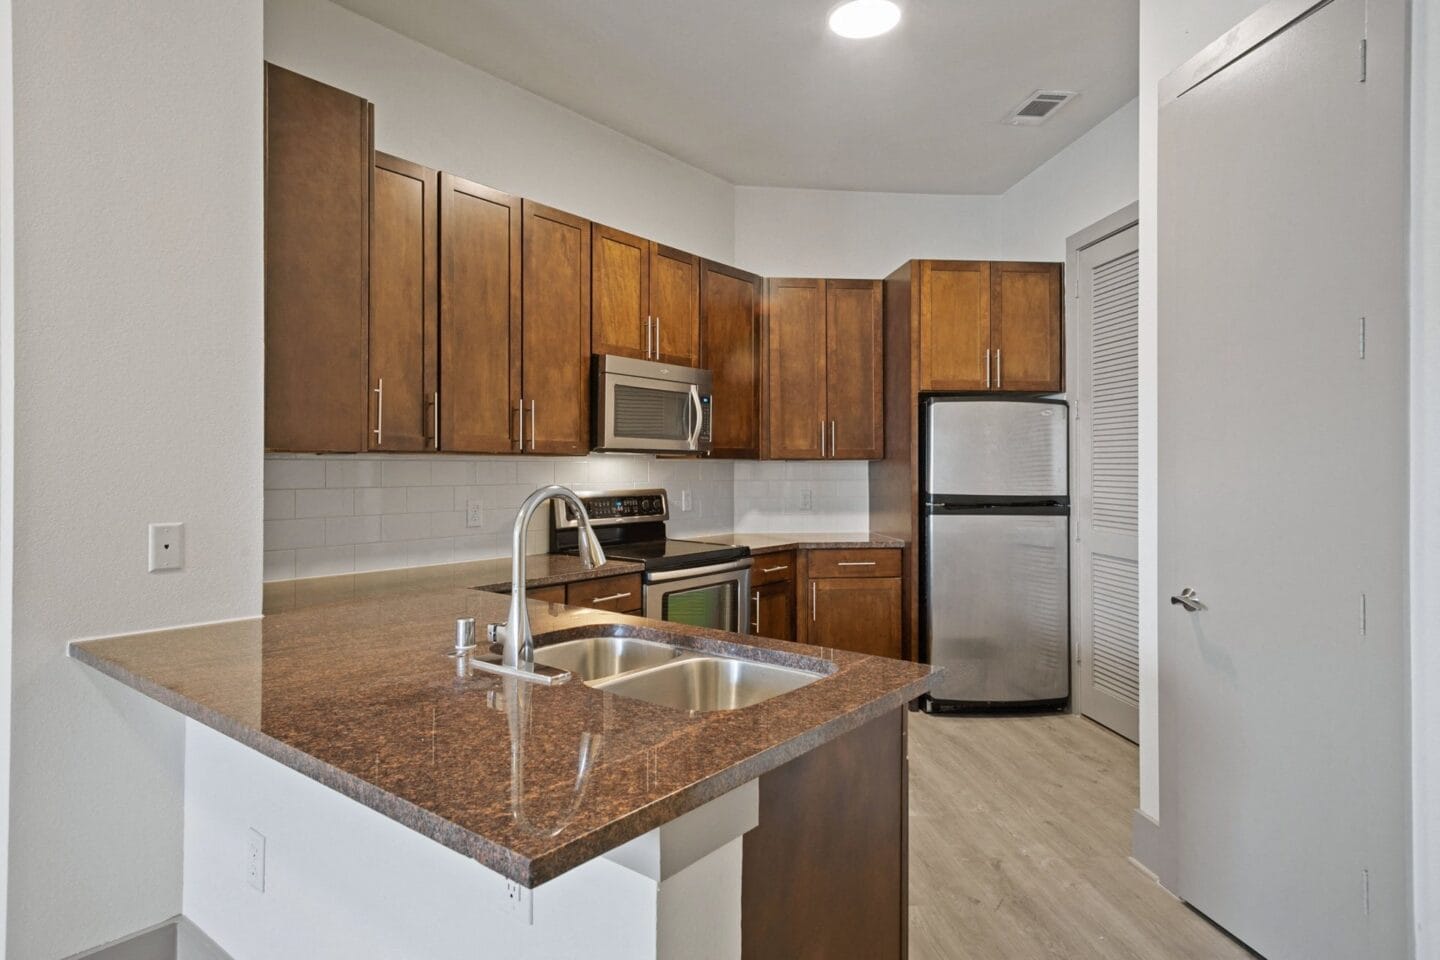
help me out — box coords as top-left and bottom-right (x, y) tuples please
(643, 557), (754, 584)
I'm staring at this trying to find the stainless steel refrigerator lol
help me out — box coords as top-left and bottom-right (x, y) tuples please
(922, 397), (1069, 710)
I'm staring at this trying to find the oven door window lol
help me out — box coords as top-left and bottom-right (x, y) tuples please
(613, 383), (692, 442)
(662, 581), (738, 632)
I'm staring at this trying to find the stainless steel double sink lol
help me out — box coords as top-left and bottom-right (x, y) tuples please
(531, 633), (822, 713)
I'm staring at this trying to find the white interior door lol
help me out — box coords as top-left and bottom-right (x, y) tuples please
(1157, 0), (1408, 957)
(1072, 223), (1140, 741)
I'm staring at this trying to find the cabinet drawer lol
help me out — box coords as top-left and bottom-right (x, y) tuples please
(566, 574), (643, 613)
(806, 549), (901, 579)
(526, 583), (567, 605)
(752, 551), (797, 587)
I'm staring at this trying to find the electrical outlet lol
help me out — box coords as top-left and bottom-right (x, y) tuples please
(147, 523), (184, 572)
(466, 499), (484, 528)
(246, 828), (266, 892)
(799, 489), (814, 512)
(680, 490), (693, 512)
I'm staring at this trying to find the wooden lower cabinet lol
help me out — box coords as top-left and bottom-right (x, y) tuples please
(742, 707), (907, 960)
(751, 580), (794, 642)
(796, 549), (903, 659)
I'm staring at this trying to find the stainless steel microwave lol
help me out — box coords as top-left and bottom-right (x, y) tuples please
(592, 355), (713, 454)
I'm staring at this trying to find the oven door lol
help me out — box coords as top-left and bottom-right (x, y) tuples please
(595, 367), (712, 454)
(644, 560), (753, 635)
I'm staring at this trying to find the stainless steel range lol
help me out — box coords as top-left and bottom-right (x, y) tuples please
(551, 488), (753, 634)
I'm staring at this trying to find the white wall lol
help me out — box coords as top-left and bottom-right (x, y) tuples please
(1411, 0), (1439, 953)
(733, 187), (1000, 278)
(264, 0), (735, 264)
(0, 0), (15, 944)
(1136, 0), (1267, 821)
(263, 454), (734, 581)
(5, 0), (264, 955)
(999, 98), (1140, 261)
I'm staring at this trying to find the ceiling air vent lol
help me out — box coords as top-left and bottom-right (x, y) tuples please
(1005, 90), (1078, 126)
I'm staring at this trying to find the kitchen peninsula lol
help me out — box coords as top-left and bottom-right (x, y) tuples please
(72, 577), (934, 959)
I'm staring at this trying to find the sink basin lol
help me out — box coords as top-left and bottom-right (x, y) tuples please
(532, 635), (688, 681)
(591, 656), (821, 713)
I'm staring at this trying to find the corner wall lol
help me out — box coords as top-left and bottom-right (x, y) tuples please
(5, 0), (264, 955)
(1410, 0), (1439, 952)
(263, 0), (736, 264)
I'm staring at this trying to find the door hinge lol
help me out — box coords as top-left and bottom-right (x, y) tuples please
(1360, 592), (1368, 636)
(1359, 38), (1368, 82)
(1359, 317), (1367, 359)
(1362, 867), (1371, 915)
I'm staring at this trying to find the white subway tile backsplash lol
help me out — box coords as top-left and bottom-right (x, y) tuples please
(264, 490), (296, 521)
(264, 518), (326, 550)
(295, 488), (354, 519)
(263, 452), (868, 582)
(295, 545), (355, 579)
(265, 459), (326, 490)
(325, 514), (381, 546)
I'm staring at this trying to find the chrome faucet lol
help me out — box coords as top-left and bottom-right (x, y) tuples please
(485, 485), (606, 677)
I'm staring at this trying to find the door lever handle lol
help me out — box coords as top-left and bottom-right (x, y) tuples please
(1170, 588), (1204, 612)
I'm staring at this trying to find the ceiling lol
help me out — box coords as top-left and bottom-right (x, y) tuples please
(331, 0), (1139, 195)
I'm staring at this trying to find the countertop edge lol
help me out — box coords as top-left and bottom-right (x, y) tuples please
(70, 640), (935, 888)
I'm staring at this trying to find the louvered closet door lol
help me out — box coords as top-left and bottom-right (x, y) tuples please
(1072, 223), (1139, 741)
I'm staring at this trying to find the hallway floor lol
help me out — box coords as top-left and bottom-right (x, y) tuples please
(908, 713), (1255, 959)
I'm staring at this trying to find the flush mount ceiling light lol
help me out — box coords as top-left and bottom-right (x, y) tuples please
(827, 0), (902, 39)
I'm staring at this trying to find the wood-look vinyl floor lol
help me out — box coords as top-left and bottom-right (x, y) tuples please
(909, 713), (1256, 960)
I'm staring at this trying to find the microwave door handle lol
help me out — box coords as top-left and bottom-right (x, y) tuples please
(687, 384), (704, 449)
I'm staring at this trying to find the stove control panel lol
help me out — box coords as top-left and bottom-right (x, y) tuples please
(554, 488), (669, 527)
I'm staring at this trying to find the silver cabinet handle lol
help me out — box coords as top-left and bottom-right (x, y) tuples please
(587, 591), (631, 604)
(752, 590), (761, 633)
(656, 316), (662, 358)
(516, 396), (525, 452)
(837, 561), (876, 567)
(761, 565), (790, 573)
(985, 348), (991, 388)
(810, 581), (817, 622)
(431, 391), (439, 449)
(645, 315), (653, 358)
(529, 399), (537, 451)
(819, 420), (826, 458)
(996, 348), (1002, 388)
(1170, 587), (1204, 612)
(830, 420), (836, 459)
(372, 378), (384, 446)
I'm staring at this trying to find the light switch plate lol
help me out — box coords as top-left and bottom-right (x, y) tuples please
(148, 523), (184, 572)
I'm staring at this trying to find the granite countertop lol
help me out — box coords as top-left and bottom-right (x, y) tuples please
(71, 588), (937, 888)
(687, 532), (905, 555)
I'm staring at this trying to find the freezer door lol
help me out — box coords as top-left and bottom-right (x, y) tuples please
(925, 510), (1069, 704)
(925, 399), (1067, 498)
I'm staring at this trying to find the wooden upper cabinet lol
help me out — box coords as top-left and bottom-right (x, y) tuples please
(919, 260), (990, 392)
(699, 261), (762, 459)
(765, 278), (828, 459)
(825, 280), (884, 459)
(991, 261), (1063, 392)
(522, 201), (591, 455)
(264, 63), (372, 453)
(369, 153), (437, 452)
(438, 173), (521, 454)
(650, 244), (700, 366)
(591, 223), (649, 361)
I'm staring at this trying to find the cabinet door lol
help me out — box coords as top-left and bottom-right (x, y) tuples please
(369, 153), (437, 452)
(918, 260), (991, 392)
(700, 261), (761, 458)
(991, 261), (1063, 392)
(752, 579), (795, 642)
(591, 223), (649, 360)
(522, 201), (591, 454)
(439, 173), (520, 453)
(825, 279), (884, 459)
(264, 64), (372, 453)
(765, 278), (827, 459)
(809, 577), (902, 658)
(651, 243), (700, 366)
